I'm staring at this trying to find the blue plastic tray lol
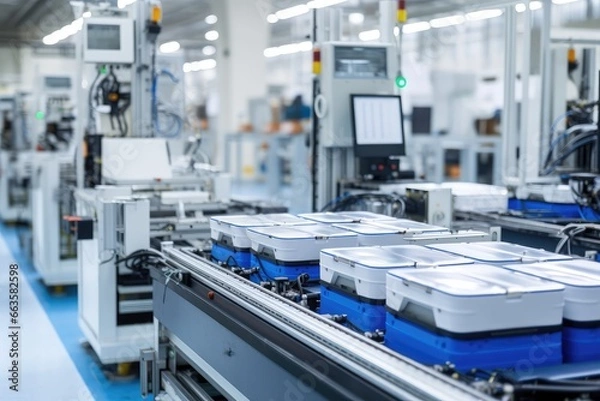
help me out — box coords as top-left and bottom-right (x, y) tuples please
(385, 313), (563, 371)
(320, 286), (385, 333)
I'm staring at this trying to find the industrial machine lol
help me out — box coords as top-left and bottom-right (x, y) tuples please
(0, 93), (33, 223)
(140, 228), (600, 400)
(312, 1), (414, 211)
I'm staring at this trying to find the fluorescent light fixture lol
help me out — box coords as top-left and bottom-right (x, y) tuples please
(183, 59), (217, 73)
(403, 21), (431, 34)
(159, 41), (180, 53)
(205, 14), (218, 24)
(430, 15), (465, 28)
(263, 41), (313, 58)
(358, 29), (381, 41)
(202, 45), (216, 56)
(267, 14), (279, 23)
(205, 30), (219, 41)
(530, 1), (543, 10)
(83, 11), (92, 18)
(275, 5), (309, 20)
(515, 3), (526, 12)
(349, 12), (364, 25)
(42, 16), (84, 45)
(466, 9), (503, 21)
(552, 0), (579, 4)
(307, 0), (347, 9)
(118, 0), (136, 9)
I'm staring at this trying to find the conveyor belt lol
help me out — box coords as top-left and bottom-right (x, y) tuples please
(161, 247), (493, 401)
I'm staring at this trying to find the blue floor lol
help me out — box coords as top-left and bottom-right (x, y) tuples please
(0, 224), (140, 400)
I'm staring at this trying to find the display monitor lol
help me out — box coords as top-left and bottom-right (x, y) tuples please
(411, 106), (432, 134)
(83, 17), (134, 64)
(351, 94), (406, 157)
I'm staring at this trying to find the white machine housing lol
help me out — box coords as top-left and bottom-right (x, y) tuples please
(321, 246), (473, 301)
(501, 259), (600, 323)
(386, 264), (565, 334)
(247, 225), (359, 263)
(405, 184), (453, 227)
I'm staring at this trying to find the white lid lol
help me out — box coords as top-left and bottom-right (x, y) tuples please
(477, 242), (570, 262)
(388, 264), (565, 297)
(333, 223), (400, 235)
(369, 219), (449, 234)
(427, 242), (523, 263)
(385, 245), (473, 267)
(321, 247), (416, 269)
(299, 212), (357, 224)
(247, 224), (357, 240)
(337, 211), (396, 221)
(503, 260), (600, 288)
(262, 213), (314, 225)
(210, 214), (274, 228)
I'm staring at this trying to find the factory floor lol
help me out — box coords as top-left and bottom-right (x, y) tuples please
(0, 224), (140, 401)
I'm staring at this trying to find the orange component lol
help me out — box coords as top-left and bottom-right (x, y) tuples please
(151, 5), (162, 24)
(208, 291), (215, 300)
(568, 47), (577, 63)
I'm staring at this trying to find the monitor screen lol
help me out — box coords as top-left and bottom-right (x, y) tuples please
(411, 106), (432, 134)
(87, 24), (121, 51)
(351, 94), (406, 157)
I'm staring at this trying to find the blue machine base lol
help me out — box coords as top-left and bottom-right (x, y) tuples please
(385, 313), (563, 372)
(320, 286), (385, 333)
(251, 255), (320, 283)
(508, 198), (600, 221)
(563, 326), (600, 363)
(211, 244), (252, 268)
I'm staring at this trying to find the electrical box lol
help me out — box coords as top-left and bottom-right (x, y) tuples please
(319, 42), (397, 147)
(102, 197), (149, 256)
(405, 184), (453, 228)
(83, 17), (135, 64)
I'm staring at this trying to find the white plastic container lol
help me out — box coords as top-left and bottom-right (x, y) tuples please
(210, 214), (310, 249)
(298, 212), (358, 224)
(427, 242), (571, 264)
(386, 264), (565, 333)
(403, 230), (491, 246)
(501, 259), (600, 323)
(247, 225), (359, 262)
(320, 247), (417, 300)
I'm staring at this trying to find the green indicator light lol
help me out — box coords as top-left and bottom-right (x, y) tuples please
(395, 75), (407, 89)
(100, 66), (108, 74)
(35, 111), (45, 120)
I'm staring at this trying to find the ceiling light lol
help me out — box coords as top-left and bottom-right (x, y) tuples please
(275, 5), (310, 20)
(264, 47), (280, 58)
(403, 21), (431, 34)
(307, 0), (347, 9)
(159, 41), (180, 54)
(529, 1), (543, 10)
(359, 29), (381, 41)
(515, 3), (526, 12)
(205, 14), (218, 24)
(183, 59), (217, 73)
(349, 12), (364, 25)
(267, 14), (279, 23)
(82, 11), (92, 18)
(552, 0), (580, 4)
(205, 30), (219, 41)
(430, 15), (465, 28)
(202, 45), (216, 56)
(466, 9), (503, 21)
